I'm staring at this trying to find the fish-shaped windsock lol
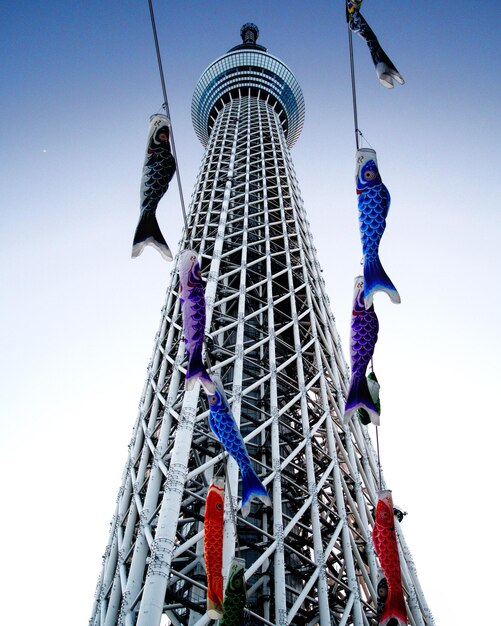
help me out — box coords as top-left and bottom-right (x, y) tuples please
(346, 2), (404, 88)
(179, 249), (216, 394)
(131, 114), (176, 261)
(357, 371), (381, 425)
(207, 381), (270, 518)
(376, 571), (389, 622)
(356, 148), (400, 308)
(344, 277), (380, 425)
(204, 478), (225, 620)
(219, 558), (246, 626)
(346, 0), (363, 10)
(372, 490), (408, 626)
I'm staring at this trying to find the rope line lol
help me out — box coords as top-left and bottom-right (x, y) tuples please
(347, 27), (361, 151)
(348, 18), (384, 499)
(147, 0), (189, 232)
(204, 339), (214, 378)
(357, 129), (373, 149)
(375, 426), (382, 491)
(224, 456), (242, 558)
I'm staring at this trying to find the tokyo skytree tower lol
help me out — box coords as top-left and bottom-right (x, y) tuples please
(90, 24), (432, 626)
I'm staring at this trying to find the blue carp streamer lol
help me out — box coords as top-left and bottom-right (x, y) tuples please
(356, 148), (400, 308)
(207, 381), (270, 517)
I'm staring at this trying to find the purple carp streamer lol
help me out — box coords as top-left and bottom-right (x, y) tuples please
(178, 249), (215, 394)
(346, 1), (404, 88)
(132, 114), (176, 261)
(344, 276), (380, 425)
(207, 380), (270, 518)
(356, 148), (400, 308)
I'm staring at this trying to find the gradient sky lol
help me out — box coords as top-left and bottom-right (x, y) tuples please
(1, 2), (500, 624)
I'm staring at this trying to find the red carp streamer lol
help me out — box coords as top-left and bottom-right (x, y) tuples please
(204, 477), (225, 619)
(372, 490), (408, 625)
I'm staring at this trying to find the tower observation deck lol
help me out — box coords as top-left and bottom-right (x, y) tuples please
(90, 24), (432, 626)
(192, 23), (305, 148)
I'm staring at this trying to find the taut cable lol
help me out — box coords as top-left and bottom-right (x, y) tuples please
(347, 27), (361, 151)
(147, 0), (189, 232)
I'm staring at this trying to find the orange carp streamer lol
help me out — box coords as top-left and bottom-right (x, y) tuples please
(204, 477), (225, 619)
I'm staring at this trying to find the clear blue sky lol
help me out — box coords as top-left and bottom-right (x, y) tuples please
(1, 2), (499, 624)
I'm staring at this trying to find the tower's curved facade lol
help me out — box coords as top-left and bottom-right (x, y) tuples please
(192, 23), (304, 148)
(90, 25), (432, 626)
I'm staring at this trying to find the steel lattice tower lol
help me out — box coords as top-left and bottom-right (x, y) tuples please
(90, 24), (432, 626)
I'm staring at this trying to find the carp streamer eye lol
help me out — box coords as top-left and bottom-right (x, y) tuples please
(209, 395), (218, 405)
(157, 127), (169, 142)
(378, 581), (388, 599)
(364, 170), (376, 180)
(216, 502), (223, 510)
(233, 577), (242, 588)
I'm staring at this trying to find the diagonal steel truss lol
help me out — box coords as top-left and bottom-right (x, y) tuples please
(90, 94), (433, 626)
